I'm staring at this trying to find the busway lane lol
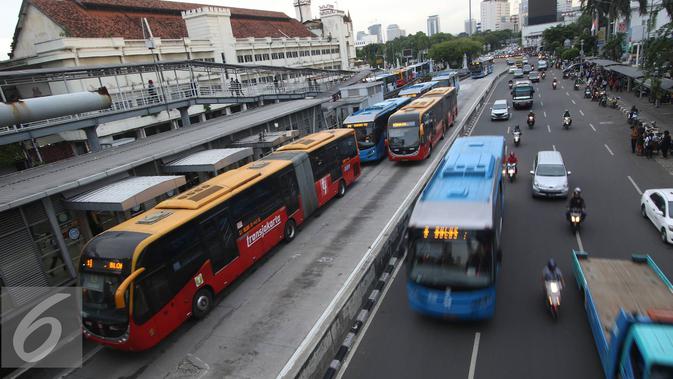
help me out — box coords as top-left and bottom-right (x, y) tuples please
(51, 74), (502, 379)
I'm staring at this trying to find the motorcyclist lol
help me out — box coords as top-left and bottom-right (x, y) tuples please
(552, 77), (558, 89)
(508, 79), (513, 89)
(566, 187), (586, 221)
(542, 258), (565, 287)
(505, 151), (518, 174)
(563, 110), (571, 124)
(513, 124), (522, 135)
(629, 105), (639, 120)
(528, 110), (536, 120)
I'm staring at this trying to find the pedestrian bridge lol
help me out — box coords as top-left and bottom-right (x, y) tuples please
(0, 60), (357, 145)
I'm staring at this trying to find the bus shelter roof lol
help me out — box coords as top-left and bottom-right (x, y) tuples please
(608, 65), (644, 79)
(586, 58), (621, 67)
(64, 176), (185, 212)
(637, 78), (673, 91)
(163, 148), (252, 173)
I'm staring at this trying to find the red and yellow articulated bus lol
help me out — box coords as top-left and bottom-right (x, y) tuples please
(79, 129), (360, 351)
(386, 87), (458, 162)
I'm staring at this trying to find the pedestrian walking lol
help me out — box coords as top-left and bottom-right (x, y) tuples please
(630, 126), (639, 154)
(147, 80), (157, 103)
(229, 78), (236, 96)
(234, 78), (243, 96)
(662, 131), (671, 158)
(645, 133), (654, 159)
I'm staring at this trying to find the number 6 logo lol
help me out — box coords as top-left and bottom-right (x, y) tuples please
(13, 293), (70, 363)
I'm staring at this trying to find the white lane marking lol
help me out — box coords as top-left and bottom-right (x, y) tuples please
(576, 231), (584, 252)
(543, 111), (547, 118)
(552, 144), (556, 151)
(589, 123), (596, 132)
(627, 175), (643, 195)
(604, 144), (615, 156)
(571, 99), (576, 105)
(540, 101), (544, 107)
(507, 126), (511, 134)
(599, 121), (613, 125)
(467, 332), (481, 379)
(565, 91), (569, 96)
(538, 93), (542, 98)
(54, 345), (104, 379)
(336, 251), (406, 378)
(547, 124), (551, 133)
(579, 110), (585, 116)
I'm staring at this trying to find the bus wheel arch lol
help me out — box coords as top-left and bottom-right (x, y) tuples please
(336, 180), (347, 198)
(192, 287), (214, 320)
(284, 219), (297, 242)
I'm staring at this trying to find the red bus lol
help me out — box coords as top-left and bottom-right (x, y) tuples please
(386, 87), (458, 161)
(79, 129), (359, 351)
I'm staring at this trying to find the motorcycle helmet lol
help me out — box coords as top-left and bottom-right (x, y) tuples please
(573, 187), (581, 197)
(547, 259), (557, 272)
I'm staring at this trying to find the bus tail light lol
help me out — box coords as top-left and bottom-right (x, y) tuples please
(115, 267), (146, 309)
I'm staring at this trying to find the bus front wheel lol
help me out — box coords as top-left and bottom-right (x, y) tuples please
(192, 288), (213, 320)
(284, 219), (296, 242)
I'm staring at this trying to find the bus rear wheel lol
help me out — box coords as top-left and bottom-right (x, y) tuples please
(336, 180), (346, 198)
(192, 288), (213, 320)
(284, 219), (296, 242)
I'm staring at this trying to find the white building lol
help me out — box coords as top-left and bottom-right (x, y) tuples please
(356, 34), (379, 49)
(481, 0), (511, 32)
(368, 24), (383, 43)
(557, 0), (573, 16)
(5, 0), (352, 155)
(625, 0), (671, 43)
(387, 24), (406, 41)
(465, 18), (477, 34)
(294, 0), (313, 22)
(521, 21), (561, 48)
(427, 15), (440, 36)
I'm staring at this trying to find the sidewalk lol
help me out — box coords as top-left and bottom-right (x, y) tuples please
(607, 87), (673, 174)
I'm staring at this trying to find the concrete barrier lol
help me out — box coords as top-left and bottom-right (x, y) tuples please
(278, 67), (509, 379)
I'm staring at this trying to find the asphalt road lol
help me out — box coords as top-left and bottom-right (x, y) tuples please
(341, 60), (673, 379)
(33, 73), (498, 379)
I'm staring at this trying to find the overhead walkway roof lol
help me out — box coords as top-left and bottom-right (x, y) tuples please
(64, 176), (185, 212)
(164, 148), (252, 173)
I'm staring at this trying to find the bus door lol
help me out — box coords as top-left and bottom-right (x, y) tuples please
(310, 145), (340, 206)
(338, 135), (359, 184)
(200, 210), (240, 281)
(422, 112), (436, 146)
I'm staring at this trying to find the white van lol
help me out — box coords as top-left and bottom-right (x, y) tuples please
(530, 151), (571, 198)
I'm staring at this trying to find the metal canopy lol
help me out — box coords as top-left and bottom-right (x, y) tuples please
(608, 65), (644, 79)
(586, 58), (620, 67)
(637, 78), (673, 91)
(164, 148), (253, 173)
(64, 176), (186, 212)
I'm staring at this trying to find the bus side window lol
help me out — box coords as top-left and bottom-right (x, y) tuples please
(629, 343), (645, 379)
(338, 135), (358, 160)
(277, 170), (300, 214)
(200, 212), (238, 272)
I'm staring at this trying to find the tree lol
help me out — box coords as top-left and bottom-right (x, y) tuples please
(429, 38), (483, 67)
(602, 32), (626, 60)
(561, 48), (580, 60)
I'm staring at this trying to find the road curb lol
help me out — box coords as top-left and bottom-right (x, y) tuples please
(277, 67), (509, 379)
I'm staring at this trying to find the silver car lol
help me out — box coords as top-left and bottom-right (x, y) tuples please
(531, 151), (571, 198)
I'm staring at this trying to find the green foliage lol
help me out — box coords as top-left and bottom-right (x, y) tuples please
(541, 13), (597, 56)
(602, 32), (626, 60)
(429, 38), (483, 67)
(642, 22), (673, 94)
(0, 144), (23, 168)
(561, 48), (580, 60)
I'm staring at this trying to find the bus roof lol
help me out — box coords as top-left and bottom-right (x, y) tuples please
(392, 95), (443, 116)
(409, 136), (505, 229)
(398, 81), (439, 96)
(432, 71), (458, 80)
(276, 128), (354, 153)
(110, 159), (293, 237)
(423, 87), (455, 98)
(343, 97), (411, 124)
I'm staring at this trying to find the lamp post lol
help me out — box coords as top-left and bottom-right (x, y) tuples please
(468, 0), (473, 36)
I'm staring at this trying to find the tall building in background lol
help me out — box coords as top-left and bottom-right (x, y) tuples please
(427, 15), (440, 36)
(293, 0), (312, 22)
(480, 0), (511, 31)
(528, 0), (556, 25)
(356, 31), (367, 40)
(556, 0), (573, 15)
(510, 14), (520, 32)
(386, 24), (406, 41)
(368, 24), (383, 43)
(465, 18), (477, 34)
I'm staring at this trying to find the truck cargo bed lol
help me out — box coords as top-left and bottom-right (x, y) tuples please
(579, 257), (673, 341)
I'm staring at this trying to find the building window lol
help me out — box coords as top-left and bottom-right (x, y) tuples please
(244, 55), (253, 62)
(312, 50), (321, 56)
(278, 52), (285, 59)
(237, 56), (244, 63)
(271, 52), (279, 60)
(262, 53), (270, 60)
(254, 54), (263, 61)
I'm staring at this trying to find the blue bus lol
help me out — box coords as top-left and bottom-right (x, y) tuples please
(343, 97), (411, 162)
(470, 58), (494, 79)
(398, 81), (439, 98)
(432, 71), (461, 94)
(369, 73), (398, 97)
(405, 136), (505, 319)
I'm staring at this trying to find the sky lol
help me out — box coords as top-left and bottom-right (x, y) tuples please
(0, 0), (483, 59)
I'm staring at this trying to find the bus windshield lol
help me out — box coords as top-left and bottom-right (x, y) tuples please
(408, 229), (493, 289)
(347, 123), (377, 148)
(388, 126), (419, 148)
(81, 272), (127, 323)
(470, 64), (483, 74)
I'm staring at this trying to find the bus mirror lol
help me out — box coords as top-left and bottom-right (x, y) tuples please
(419, 124), (425, 137)
(114, 267), (146, 309)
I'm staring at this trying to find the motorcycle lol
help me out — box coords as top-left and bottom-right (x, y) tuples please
(552, 81), (558, 90)
(574, 82), (580, 90)
(541, 71), (546, 80)
(513, 131), (521, 146)
(569, 208), (583, 232)
(584, 87), (592, 99)
(628, 112), (639, 125)
(527, 115), (535, 129)
(599, 94), (607, 107)
(545, 280), (562, 319)
(506, 162), (517, 182)
(563, 116), (572, 130)
(608, 96), (619, 108)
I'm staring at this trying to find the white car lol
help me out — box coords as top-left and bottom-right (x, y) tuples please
(509, 66), (517, 74)
(640, 189), (673, 243)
